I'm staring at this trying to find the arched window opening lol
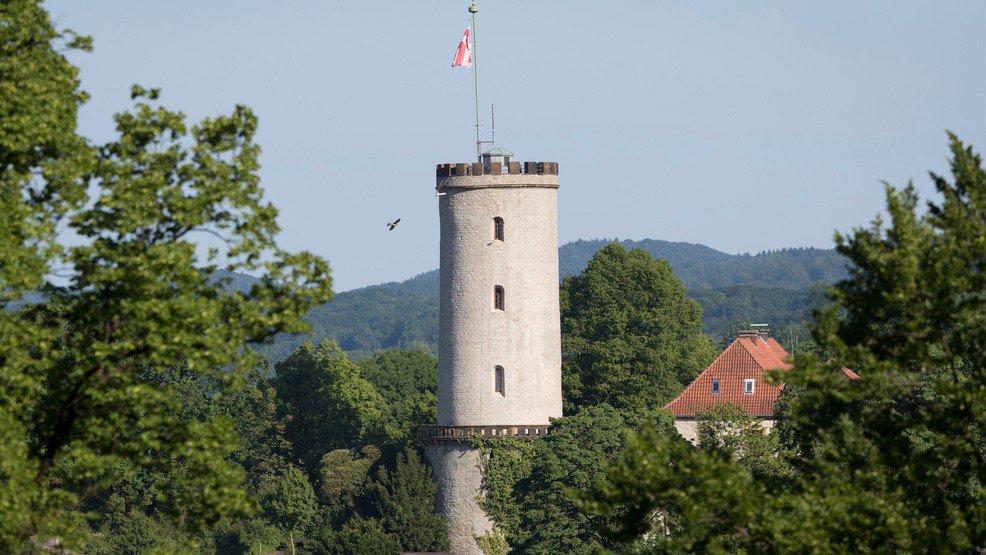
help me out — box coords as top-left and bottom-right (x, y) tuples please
(493, 217), (504, 241)
(495, 366), (505, 395)
(494, 286), (505, 311)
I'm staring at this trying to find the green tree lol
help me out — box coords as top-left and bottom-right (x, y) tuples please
(696, 404), (792, 482)
(257, 464), (318, 539)
(318, 445), (381, 522)
(480, 405), (672, 553)
(369, 448), (449, 552)
(0, 4), (332, 548)
(359, 348), (439, 441)
(308, 517), (401, 555)
(0, 2), (93, 545)
(384, 389), (439, 442)
(358, 348), (438, 405)
(89, 495), (197, 555)
(0, 0), (90, 297)
(213, 518), (283, 555)
(578, 425), (763, 554)
(560, 243), (718, 412)
(580, 135), (986, 552)
(274, 340), (387, 475)
(220, 361), (293, 493)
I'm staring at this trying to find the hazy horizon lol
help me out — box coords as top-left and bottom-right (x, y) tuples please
(46, 1), (986, 291)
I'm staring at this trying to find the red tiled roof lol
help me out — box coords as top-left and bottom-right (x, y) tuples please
(663, 335), (792, 418)
(826, 358), (861, 381)
(840, 367), (861, 380)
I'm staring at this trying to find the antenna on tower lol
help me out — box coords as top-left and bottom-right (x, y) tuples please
(491, 103), (495, 145)
(469, 1), (481, 161)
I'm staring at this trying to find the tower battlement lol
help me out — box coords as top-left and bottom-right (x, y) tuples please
(436, 161), (559, 177)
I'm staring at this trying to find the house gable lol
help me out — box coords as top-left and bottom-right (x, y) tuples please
(664, 334), (791, 419)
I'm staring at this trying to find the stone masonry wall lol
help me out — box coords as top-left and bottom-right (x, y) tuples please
(424, 444), (492, 555)
(436, 172), (563, 427)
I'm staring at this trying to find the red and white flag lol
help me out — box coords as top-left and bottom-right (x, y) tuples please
(451, 27), (472, 68)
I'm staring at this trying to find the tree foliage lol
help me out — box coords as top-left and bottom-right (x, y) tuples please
(308, 517), (401, 555)
(359, 348), (438, 405)
(274, 340), (387, 475)
(480, 405), (674, 553)
(0, 0), (90, 296)
(318, 445), (380, 519)
(359, 349), (440, 441)
(0, 3), (450, 550)
(696, 403), (792, 482)
(560, 243), (718, 412)
(257, 464), (318, 535)
(369, 448), (450, 553)
(0, 3), (332, 548)
(579, 135), (986, 552)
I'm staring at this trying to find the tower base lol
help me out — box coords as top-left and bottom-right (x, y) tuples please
(424, 443), (492, 555)
(419, 425), (549, 553)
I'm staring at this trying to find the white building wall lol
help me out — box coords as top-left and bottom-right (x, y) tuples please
(673, 418), (777, 445)
(437, 174), (563, 427)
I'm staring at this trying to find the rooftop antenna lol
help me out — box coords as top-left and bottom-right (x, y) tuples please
(466, 1), (495, 161)
(469, 1), (481, 161)
(491, 103), (495, 145)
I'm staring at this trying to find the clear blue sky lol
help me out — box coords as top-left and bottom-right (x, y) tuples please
(46, 1), (986, 291)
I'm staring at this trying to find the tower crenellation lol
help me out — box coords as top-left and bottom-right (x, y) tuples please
(436, 161), (559, 177)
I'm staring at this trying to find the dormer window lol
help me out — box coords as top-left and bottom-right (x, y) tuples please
(744, 379), (755, 395)
(493, 217), (504, 241)
(711, 379), (720, 394)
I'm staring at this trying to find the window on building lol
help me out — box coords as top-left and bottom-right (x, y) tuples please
(744, 379), (755, 394)
(493, 217), (504, 241)
(494, 285), (504, 311)
(711, 379), (720, 394)
(495, 366), (505, 395)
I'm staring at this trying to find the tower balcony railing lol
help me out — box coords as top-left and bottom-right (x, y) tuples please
(417, 424), (550, 445)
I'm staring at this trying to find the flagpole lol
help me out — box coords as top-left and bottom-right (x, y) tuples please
(469, 2), (481, 161)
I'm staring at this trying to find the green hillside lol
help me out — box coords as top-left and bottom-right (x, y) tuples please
(250, 239), (847, 362)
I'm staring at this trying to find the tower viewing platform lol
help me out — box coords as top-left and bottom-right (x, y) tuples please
(417, 424), (550, 445)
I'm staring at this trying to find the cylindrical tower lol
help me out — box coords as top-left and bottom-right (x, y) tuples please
(421, 156), (562, 554)
(437, 158), (562, 426)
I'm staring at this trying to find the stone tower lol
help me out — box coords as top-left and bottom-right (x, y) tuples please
(419, 153), (562, 553)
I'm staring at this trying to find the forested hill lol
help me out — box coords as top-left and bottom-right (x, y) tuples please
(561, 240), (845, 289)
(251, 239), (847, 362)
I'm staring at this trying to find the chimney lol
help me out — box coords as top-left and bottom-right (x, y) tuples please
(739, 324), (770, 340)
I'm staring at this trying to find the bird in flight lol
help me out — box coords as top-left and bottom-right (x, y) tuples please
(387, 218), (401, 231)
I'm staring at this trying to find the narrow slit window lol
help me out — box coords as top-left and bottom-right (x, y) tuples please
(495, 366), (505, 395)
(744, 379), (755, 395)
(711, 379), (720, 394)
(494, 285), (505, 311)
(493, 217), (504, 241)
